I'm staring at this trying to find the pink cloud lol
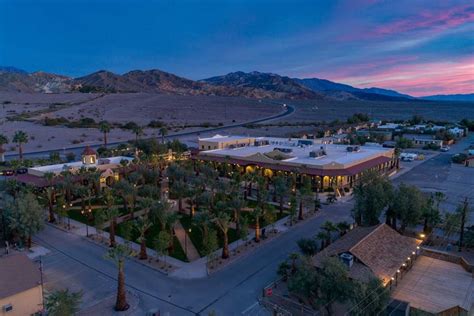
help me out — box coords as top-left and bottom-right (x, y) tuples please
(340, 4), (474, 41)
(374, 5), (474, 36)
(327, 57), (474, 96)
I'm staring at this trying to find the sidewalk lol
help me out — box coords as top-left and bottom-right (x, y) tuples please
(43, 195), (348, 280)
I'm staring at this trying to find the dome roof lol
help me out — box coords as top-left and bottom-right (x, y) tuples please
(82, 146), (97, 156)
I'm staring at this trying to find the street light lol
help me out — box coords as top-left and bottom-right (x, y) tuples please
(81, 207), (93, 237)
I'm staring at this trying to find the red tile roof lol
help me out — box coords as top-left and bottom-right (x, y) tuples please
(82, 145), (97, 156)
(195, 154), (392, 176)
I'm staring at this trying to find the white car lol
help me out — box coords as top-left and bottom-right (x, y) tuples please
(440, 146), (450, 152)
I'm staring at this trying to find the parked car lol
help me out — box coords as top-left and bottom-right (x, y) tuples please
(440, 146), (450, 152)
(16, 168), (28, 174)
(1, 170), (15, 176)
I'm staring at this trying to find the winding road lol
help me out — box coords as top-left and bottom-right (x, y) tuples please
(5, 102), (295, 161)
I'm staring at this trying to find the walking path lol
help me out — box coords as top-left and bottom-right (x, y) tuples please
(174, 221), (200, 261)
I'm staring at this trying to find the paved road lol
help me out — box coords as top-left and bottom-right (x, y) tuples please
(6, 102), (295, 161)
(35, 199), (353, 315)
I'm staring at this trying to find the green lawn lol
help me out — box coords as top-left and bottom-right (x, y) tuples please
(180, 214), (239, 257)
(112, 220), (187, 262)
(68, 206), (128, 225)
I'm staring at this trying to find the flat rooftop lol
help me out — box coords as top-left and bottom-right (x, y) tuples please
(29, 156), (133, 174)
(198, 134), (252, 142)
(200, 136), (393, 169)
(391, 255), (474, 314)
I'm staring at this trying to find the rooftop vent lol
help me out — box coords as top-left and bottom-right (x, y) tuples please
(346, 146), (360, 152)
(340, 253), (354, 268)
(254, 140), (269, 147)
(274, 147), (292, 154)
(309, 149), (326, 158)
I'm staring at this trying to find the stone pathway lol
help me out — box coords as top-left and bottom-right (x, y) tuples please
(174, 221), (200, 262)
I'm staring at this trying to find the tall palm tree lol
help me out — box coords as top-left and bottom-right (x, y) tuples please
(193, 210), (211, 242)
(0, 134), (8, 162)
(214, 206), (231, 259)
(43, 172), (56, 222)
(253, 206), (264, 243)
(134, 215), (152, 260)
(273, 175), (290, 216)
(321, 220), (337, 246)
(159, 127), (168, 144)
(12, 130), (28, 160)
(298, 177), (313, 220)
(165, 212), (180, 254)
(101, 206), (120, 247)
(105, 244), (132, 311)
(99, 121), (112, 148)
(132, 125), (143, 144)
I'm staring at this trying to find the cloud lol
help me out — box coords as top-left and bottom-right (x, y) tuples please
(371, 4), (474, 37)
(326, 57), (474, 96)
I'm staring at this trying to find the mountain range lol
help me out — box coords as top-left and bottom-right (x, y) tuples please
(0, 66), (472, 102)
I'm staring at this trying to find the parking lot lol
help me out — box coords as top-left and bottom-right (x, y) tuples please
(394, 135), (474, 223)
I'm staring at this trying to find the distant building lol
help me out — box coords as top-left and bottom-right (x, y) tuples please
(197, 135), (398, 192)
(377, 123), (400, 131)
(198, 135), (256, 150)
(448, 127), (465, 138)
(17, 146), (133, 188)
(402, 134), (443, 148)
(356, 129), (393, 141)
(0, 254), (43, 316)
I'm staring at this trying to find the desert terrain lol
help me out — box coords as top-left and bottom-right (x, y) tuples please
(1, 92), (473, 155)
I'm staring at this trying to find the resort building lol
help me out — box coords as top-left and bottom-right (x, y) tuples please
(196, 135), (398, 192)
(17, 146), (133, 188)
(402, 134), (444, 148)
(0, 254), (43, 316)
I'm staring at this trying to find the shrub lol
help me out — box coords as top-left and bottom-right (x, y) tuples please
(452, 153), (467, 164)
(148, 120), (165, 128)
(423, 143), (441, 150)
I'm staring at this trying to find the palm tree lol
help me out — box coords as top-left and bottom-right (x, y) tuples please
(105, 244), (133, 311)
(132, 125), (143, 143)
(321, 221), (337, 246)
(45, 289), (83, 316)
(273, 175), (289, 216)
(336, 221), (351, 236)
(229, 194), (245, 236)
(253, 206), (264, 242)
(159, 127), (168, 144)
(316, 231), (330, 249)
(214, 206), (231, 259)
(43, 172), (56, 222)
(134, 215), (152, 260)
(114, 180), (133, 212)
(99, 121), (112, 148)
(194, 210), (211, 242)
(298, 177), (313, 220)
(0, 134), (8, 162)
(12, 130), (28, 160)
(165, 212), (180, 254)
(101, 206), (120, 247)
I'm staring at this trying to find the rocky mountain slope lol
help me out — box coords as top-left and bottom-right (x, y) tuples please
(1, 66), (470, 101)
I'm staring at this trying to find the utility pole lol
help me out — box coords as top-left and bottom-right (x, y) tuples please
(458, 197), (469, 252)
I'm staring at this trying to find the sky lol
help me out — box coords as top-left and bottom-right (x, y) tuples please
(0, 0), (473, 96)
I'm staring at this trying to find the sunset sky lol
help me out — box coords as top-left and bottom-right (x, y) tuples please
(0, 0), (472, 96)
